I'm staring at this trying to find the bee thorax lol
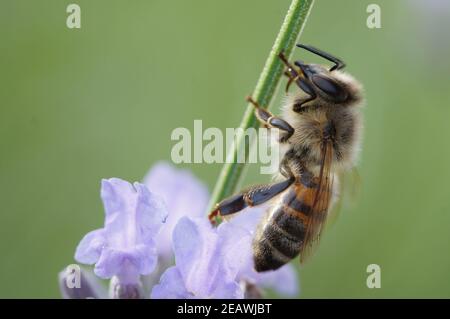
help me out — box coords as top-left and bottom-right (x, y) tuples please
(281, 105), (362, 171)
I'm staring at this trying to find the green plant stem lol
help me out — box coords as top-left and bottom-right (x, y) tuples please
(207, 0), (315, 214)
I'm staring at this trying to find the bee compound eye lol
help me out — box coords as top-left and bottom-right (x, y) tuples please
(311, 74), (348, 102)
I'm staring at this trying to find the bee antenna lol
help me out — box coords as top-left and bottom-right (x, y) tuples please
(296, 44), (346, 72)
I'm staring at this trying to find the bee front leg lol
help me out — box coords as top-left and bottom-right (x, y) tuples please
(278, 52), (318, 111)
(246, 96), (294, 143)
(208, 177), (295, 225)
(279, 51), (303, 93)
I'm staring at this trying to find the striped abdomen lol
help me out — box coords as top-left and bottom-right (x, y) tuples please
(252, 181), (319, 272)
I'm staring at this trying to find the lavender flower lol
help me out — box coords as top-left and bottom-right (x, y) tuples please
(62, 162), (299, 299)
(143, 162), (209, 260)
(151, 217), (246, 298)
(145, 162), (298, 298)
(74, 178), (168, 298)
(151, 210), (299, 298)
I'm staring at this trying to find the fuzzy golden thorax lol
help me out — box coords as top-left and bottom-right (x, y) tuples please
(280, 68), (364, 173)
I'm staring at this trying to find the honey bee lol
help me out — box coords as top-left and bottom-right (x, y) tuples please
(209, 44), (364, 272)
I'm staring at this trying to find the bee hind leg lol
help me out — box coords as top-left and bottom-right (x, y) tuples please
(208, 177), (295, 225)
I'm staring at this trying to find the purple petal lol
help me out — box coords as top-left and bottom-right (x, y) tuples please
(172, 217), (218, 296)
(218, 206), (265, 281)
(94, 245), (157, 279)
(216, 218), (254, 279)
(143, 162), (209, 216)
(93, 247), (127, 278)
(101, 179), (167, 250)
(151, 267), (192, 299)
(74, 229), (105, 264)
(222, 204), (267, 233)
(101, 178), (135, 219)
(132, 182), (168, 243)
(153, 217), (246, 299)
(143, 162), (210, 258)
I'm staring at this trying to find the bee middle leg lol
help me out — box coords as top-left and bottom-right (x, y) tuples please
(246, 96), (294, 143)
(208, 176), (295, 225)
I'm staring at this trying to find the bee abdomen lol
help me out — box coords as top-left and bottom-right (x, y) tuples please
(253, 206), (306, 272)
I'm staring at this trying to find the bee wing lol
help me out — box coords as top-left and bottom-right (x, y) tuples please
(326, 168), (361, 230)
(300, 140), (334, 263)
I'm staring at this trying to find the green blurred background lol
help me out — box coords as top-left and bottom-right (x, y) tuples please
(1, 0), (450, 298)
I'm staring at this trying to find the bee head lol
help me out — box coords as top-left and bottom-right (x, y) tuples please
(294, 44), (363, 107)
(298, 64), (349, 103)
